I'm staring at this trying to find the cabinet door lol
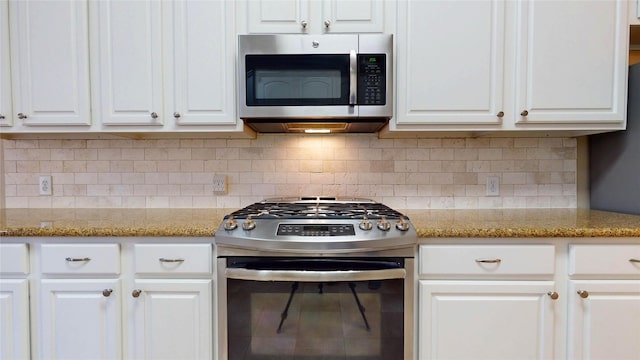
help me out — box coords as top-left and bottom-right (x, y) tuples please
(0, 279), (30, 359)
(8, 0), (91, 126)
(395, 0), (505, 128)
(568, 280), (640, 359)
(418, 280), (557, 360)
(91, 0), (163, 126)
(38, 279), (121, 360)
(0, 0), (11, 127)
(127, 279), (212, 360)
(244, 0), (313, 33)
(164, 0), (237, 127)
(321, 0), (385, 33)
(514, 0), (628, 126)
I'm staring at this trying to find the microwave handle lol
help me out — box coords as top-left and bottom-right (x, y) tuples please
(349, 50), (357, 106)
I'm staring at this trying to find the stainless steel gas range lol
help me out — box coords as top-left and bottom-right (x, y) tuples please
(215, 197), (417, 360)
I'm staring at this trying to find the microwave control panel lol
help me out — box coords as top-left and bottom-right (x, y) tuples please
(358, 54), (386, 105)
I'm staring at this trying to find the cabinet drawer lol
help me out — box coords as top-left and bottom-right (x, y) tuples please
(419, 245), (555, 277)
(0, 243), (29, 275)
(569, 244), (640, 276)
(134, 244), (211, 275)
(41, 244), (120, 275)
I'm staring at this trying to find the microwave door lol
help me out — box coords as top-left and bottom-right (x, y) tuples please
(242, 53), (357, 118)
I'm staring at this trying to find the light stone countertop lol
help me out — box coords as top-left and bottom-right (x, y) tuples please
(1, 208), (639, 238)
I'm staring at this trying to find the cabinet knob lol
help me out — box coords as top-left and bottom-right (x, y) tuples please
(301, 20), (308, 29)
(102, 289), (113, 297)
(17, 112), (27, 119)
(159, 257), (185, 263)
(520, 110), (529, 116)
(0, 114), (5, 119)
(173, 112), (181, 119)
(577, 290), (589, 298)
(547, 291), (559, 300)
(496, 111), (504, 118)
(324, 20), (331, 28)
(150, 112), (158, 119)
(629, 258), (640, 263)
(132, 289), (142, 298)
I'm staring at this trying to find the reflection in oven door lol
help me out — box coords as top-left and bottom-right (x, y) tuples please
(226, 278), (404, 360)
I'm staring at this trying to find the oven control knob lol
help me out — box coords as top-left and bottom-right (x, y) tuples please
(359, 219), (373, 231)
(377, 217), (391, 231)
(242, 216), (256, 231)
(395, 217), (410, 231)
(224, 216), (238, 231)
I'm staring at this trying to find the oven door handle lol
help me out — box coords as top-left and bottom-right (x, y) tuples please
(225, 268), (406, 282)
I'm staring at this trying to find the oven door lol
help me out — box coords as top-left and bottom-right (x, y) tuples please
(217, 257), (415, 360)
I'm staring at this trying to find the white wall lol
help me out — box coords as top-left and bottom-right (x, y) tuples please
(1, 135), (578, 209)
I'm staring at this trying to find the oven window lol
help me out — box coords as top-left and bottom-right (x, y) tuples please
(245, 54), (350, 106)
(227, 279), (404, 359)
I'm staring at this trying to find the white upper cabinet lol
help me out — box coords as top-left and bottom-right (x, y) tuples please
(163, 0), (237, 127)
(0, 0), (11, 127)
(8, 0), (91, 127)
(513, 0), (628, 127)
(90, 0), (240, 130)
(396, 0), (506, 127)
(240, 0), (389, 34)
(90, 0), (164, 126)
(393, 0), (629, 134)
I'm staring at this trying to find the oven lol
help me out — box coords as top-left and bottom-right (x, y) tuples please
(215, 197), (417, 360)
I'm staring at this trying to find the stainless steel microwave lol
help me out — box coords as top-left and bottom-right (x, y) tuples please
(238, 34), (393, 133)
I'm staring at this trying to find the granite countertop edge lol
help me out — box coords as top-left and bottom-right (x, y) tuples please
(1, 208), (640, 238)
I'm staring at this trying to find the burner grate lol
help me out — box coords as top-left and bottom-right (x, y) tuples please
(225, 201), (407, 220)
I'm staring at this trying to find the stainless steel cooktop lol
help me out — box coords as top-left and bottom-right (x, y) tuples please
(215, 197), (417, 255)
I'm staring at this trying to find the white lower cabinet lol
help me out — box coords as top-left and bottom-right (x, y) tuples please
(567, 244), (640, 359)
(125, 243), (213, 360)
(567, 280), (640, 359)
(419, 280), (556, 360)
(36, 243), (122, 359)
(38, 279), (122, 359)
(0, 243), (30, 359)
(0, 279), (30, 359)
(127, 279), (212, 359)
(418, 244), (558, 360)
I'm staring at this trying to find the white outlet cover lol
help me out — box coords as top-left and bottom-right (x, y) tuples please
(39, 175), (52, 196)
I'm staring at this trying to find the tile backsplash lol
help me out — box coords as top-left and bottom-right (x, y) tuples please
(1, 135), (577, 209)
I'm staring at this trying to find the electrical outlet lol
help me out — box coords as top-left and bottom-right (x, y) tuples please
(212, 175), (227, 193)
(486, 176), (499, 196)
(39, 175), (52, 196)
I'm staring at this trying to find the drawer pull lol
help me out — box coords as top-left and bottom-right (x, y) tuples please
(132, 289), (142, 298)
(159, 258), (185, 263)
(547, 291), (559, 300)
(102, 289), (113, 297)
(66, 257), (91, 262)
(630, 258), (640, 263)
(577, 290), (589, 298)
(475, 258), (502, 264)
